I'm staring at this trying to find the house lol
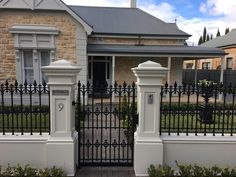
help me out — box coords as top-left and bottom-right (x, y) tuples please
(184, 29), (236, 70)
(0, 0), (225, 87)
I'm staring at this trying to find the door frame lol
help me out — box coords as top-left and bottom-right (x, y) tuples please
(88, 56), (112, 86)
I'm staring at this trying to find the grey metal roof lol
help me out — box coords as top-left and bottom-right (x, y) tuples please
(200, 29), (236, 48)
(87, 44), (225, 58)
(69, 6), (190, 37)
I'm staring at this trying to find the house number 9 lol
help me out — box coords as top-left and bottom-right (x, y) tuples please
(58, 103), (64, 111)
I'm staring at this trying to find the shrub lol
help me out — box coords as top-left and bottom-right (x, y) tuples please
(0, 164), (65, 177)
(148, 163), (236, 177)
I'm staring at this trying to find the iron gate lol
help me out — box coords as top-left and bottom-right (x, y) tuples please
(73, 82), (137, 167)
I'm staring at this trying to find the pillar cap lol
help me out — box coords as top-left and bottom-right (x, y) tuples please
(41, 59), (81, 74)
(132, 60), (168, 73)
(138, 60), (161, 68)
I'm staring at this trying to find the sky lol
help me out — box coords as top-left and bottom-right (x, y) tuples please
(62, 0), (236, 46)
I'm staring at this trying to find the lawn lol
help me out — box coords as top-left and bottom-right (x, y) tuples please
(161, 111), (236, 135)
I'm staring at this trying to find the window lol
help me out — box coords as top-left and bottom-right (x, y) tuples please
(21, 50), (50, 84)
(186, 63), (193, 69)
(202, 62), (211, 70)
(10, 25), (59, 84)
(226, 57), (233, 70)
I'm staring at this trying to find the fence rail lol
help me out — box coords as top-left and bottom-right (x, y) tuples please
(0, 80), (50, 135)
(160, 82), (236, 136)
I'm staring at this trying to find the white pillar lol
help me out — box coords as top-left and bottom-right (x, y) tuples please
(220, 56), (225, 84)
(132, 61), (168, 176)
(219, 57), (225, 101)
(41, 60), (81, 176)
(167, 57), (171, 84)
(194, 59), (198, 85)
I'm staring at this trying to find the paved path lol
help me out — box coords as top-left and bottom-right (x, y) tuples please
(80, 104), (133, 164)
(76, 167), (135, 177)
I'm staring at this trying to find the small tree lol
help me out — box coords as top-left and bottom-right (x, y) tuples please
(206, 34), (210, 41)
(210, 34), (213, 40)
(216, 28), (221, 37)
(203, 27), (207, 42)
(225, 27), (230, 34)
(198, 36), (203, 45)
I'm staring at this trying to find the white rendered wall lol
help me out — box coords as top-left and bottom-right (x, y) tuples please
(162, 135), (236, 169)
(0, 134), (78, 176)
(0, 135), (48, 168)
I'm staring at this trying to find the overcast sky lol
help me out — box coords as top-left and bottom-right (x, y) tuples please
(62, 0), (236, 45)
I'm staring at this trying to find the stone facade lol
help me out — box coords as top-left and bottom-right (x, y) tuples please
(88, 37), (182, 45)
(0, 10), (77, 81)
(115, 57), (183, 85)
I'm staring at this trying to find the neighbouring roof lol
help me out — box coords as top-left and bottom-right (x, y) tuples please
(200, 29), (236, 48)
(70, 6), (190, 37)
(87, 44), (226, 58)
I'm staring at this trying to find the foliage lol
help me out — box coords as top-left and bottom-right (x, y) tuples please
(202, 27), (207, 43)
(0, 105), (49, 113)
(198, 36), (203, 45)
(121, 95), (137, 131)
(225, 28), (230, 35)
(148, 162), (236, 177)
(216, 28), (221, 37)
(148, 165), (175, 177)
(75, 103), (85, 130)
(198, 79), (216, 87)
(0, 164), (65, 177)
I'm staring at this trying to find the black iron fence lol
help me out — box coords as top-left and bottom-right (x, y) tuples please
(160, 82), (236, 136)
(73, 81), (137, 166)
(0, 81), (50, 135)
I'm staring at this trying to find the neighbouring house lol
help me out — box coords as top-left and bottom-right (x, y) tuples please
(0, 0), (225, 87)
(184, 29), (236, 70)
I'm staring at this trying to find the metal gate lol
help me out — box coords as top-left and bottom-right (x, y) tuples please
(73, 82), (137, 167)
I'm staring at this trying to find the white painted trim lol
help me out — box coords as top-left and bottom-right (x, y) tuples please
(194, 59), (198, 85)
(88, 53), (224, 58)
(9, 25), (60, 35)
(55, 0), (92, 34)
(167, 57), (171, 84)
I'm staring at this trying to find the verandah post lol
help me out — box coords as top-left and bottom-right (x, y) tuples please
(132, 61), (168, 176)
(41, 59), (81, 176)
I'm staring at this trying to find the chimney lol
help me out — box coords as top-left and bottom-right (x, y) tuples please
(130, 0), (137, 8)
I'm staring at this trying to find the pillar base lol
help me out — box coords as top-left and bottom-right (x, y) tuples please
(46, 131), (78, 176)
(134, 135), (163, 177)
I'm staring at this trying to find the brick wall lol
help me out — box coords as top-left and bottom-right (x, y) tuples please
(0, 10), (77, 81)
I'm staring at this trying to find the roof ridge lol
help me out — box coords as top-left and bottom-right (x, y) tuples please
(69, 5), (137, 10)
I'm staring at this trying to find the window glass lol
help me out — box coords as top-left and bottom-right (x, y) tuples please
(40, 51), (50, 82)
(23, 51), (34, 84)
(226, 57), (233, 70)
(41, 51), (50, 66)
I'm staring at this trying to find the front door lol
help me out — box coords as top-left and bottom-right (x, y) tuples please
(88, 56), (112, 89)
(93, 61), (106, 89)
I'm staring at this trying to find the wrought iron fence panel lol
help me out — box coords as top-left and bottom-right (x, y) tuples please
(0, 80), (50, 135)
(160, 82), (236, 136)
